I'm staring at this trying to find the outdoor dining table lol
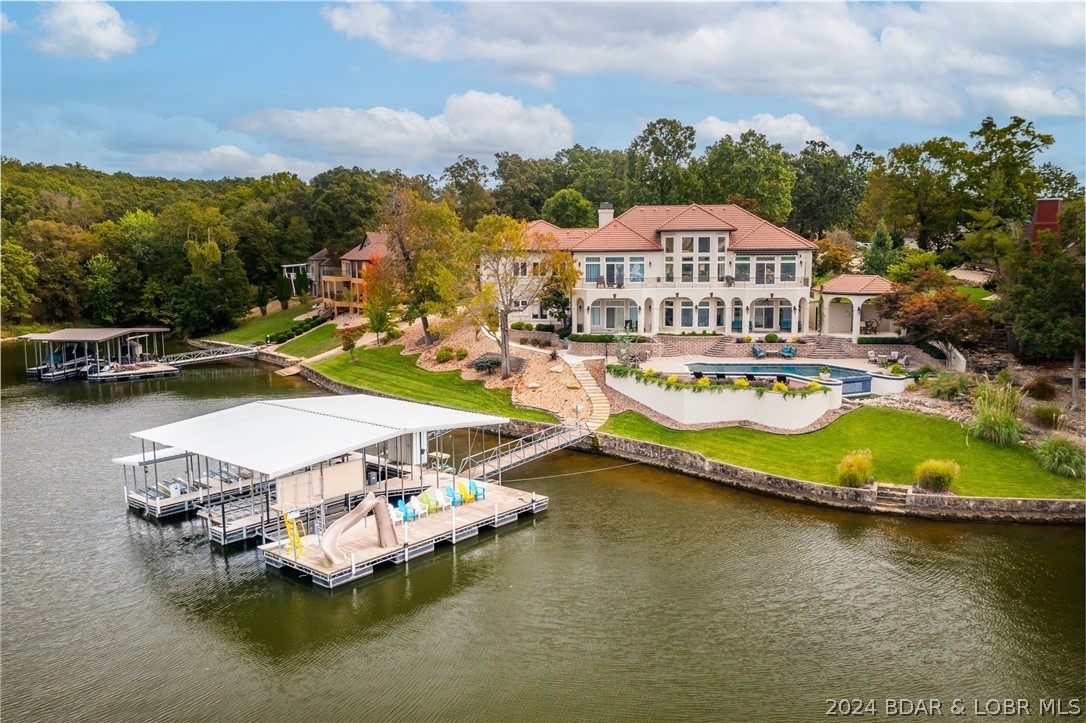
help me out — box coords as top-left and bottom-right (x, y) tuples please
(876, 354), (889, 365)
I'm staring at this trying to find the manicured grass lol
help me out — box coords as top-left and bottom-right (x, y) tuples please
(313, 345), (556, 423)
(208, 303), (316, 344)
(956, 285), (993, 308)
(600, 408), (1084, 499)
(275, 323), (339, 358)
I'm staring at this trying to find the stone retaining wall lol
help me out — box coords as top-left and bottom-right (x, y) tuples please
(510, 329), (562, 346)
(581, 433), (1084, 524)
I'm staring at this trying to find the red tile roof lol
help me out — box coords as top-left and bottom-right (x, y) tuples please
(525, 220), (593, 250)
(527, 204), (814, 253)
(818, 274), (894, 295)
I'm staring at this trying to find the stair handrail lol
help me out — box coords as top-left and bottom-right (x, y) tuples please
(458, 420), (591, 480)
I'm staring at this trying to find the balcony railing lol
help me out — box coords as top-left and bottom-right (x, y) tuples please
(576, 276), (809, 291)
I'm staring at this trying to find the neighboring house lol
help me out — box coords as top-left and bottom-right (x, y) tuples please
(816, 274), (900, 340)
(281, 248), (340, 298)
(517, 203), (817, 336)
(315, 232), (388, 317)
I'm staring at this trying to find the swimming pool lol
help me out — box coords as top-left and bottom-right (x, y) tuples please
(686, 362), (867, 380)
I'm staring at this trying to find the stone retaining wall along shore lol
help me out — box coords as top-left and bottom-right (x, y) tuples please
(235, 342), (1083, 525)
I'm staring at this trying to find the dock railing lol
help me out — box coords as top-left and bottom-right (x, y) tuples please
(458, 421), (591, 482)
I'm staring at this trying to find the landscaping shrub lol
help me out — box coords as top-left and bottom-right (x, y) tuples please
(275, 333), (289, 344)
(536, 323), (555, 332)
(696, 376), (711, 388)
(857, 336), (908, 344)
(666, 375), (679, 384)
(765, 332), (779, 343)
(1033, 435), (1086, 478)
(915, 459), (960, 492)
(1032, 404), (1064, 429)
(1022, 375), (1057, 401)
(510, 322), (525, 330)
(455, 347), (468, 361)
(927, 371), (973, 401)
(771, 381), (788, 393)
(568, 333), (647, 343)
(835, 449), (873, 487)
(806, 381), (821, 390)
(472, 355), (502, 374)
(541, 340), (552, 347)
(743, 335), (752, 342)
(435, 346), (454, 363)
(734, 377), (750, 388)
(968, 382), (1025, 447)
(519, 337), (529, 345)
(917, 364), (935, 376)
(386, 327), (403, 340)
(530, 339), (541, 347)
(915, 340), (947, 360)
(889, 364), (905, 375)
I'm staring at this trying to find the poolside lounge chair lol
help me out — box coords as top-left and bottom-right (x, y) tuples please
(867, 350), (878, 364)
(744, 373), (756, 383)
(445, 485), (464, 506)
(780, 345), (796, 358)
(457, 482), (476, 503)
(419, 491), (441, 513)
(752, 345), (766, 359)
(693, 371), (704, 379)
(469, 480), (486, 501)
(899, 354), (910, 367)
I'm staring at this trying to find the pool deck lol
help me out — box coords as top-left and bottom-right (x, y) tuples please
(630, 354), (881, 374)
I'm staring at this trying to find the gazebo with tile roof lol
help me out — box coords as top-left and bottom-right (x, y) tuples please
(817, 274), (899, 340)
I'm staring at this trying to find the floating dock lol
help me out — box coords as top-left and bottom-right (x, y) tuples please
(261, 484), (548, 588)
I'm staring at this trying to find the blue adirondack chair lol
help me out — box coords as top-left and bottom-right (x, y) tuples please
(445, 485), (464, 506)
(396, 498), (417, 521)
(469, 480), (486, 501)
(752, 345), (766, 359)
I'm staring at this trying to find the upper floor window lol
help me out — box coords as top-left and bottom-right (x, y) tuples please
(755, 257), (775, 284)
(735, 255), (751, 282)
(664, 237), (675, 254)
(698, 236), (711, 254)
(629, 257), (645, 283)
(780, 256), (796, 282)
(717, 236), (727, 253)
(512, 262), (529, 277)
(585, 257), (600, 282)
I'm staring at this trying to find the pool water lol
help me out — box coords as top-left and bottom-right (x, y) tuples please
(687, 362), (869, 380)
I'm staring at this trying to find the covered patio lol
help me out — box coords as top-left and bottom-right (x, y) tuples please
(817, 275), (899, 341)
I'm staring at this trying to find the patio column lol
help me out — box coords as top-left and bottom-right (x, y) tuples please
(851, 303), (861, 340)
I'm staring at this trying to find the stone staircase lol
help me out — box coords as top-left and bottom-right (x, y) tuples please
(704, 337), (736, 357)
(567, 361), (611, 430)
(805, 336), (852, 359)
(874, 483), (910, 512)
(649, 336), (684, 357)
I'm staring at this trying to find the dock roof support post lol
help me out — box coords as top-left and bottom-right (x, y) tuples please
(218, 459), (226, 548)
(319, 461), (325, 544)
(498, 425), (502, 486)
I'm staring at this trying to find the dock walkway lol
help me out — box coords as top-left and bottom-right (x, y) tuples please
(261, 484), (548, 588)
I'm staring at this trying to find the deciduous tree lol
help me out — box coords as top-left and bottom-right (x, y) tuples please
(697, 130), (795, 224)
(0, 239), (39, 322)
(623, 119), (696, 207)
(541, 188), (596, 228)
(359, 259), (401, 346)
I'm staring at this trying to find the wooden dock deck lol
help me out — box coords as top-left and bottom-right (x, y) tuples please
(90, 361), (179, 382)
(260, 483), (548, 588)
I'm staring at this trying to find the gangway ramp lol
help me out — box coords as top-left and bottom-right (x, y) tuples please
(160, 344), (257, 367)
(459, 422), (591, 482)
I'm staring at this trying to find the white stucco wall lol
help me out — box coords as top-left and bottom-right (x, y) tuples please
(869, 373), (909, 395)
(608, 373), (842, 429)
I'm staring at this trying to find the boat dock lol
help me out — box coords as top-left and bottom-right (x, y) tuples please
(21, 327), (173, 381)
(261, 483), (548, 588)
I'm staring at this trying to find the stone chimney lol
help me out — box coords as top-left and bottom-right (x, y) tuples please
(598, 202), (614, 228)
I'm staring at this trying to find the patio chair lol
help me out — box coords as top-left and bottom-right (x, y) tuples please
(469, 480), (486, 501)
(898, 354), (910, 368)
(445, 485), (464, 506)
(457, 481), (476, 503)
(387, 503), (405, 524)
(419, 491), (441, 513)
(725, 275), (735, 287)
(693, 371), (704, 379)
(780, 346), (796, 358)
(752, 345), (766, 359)
(408, 495), (428, 518)
(867, 350), (878, 364)
(431, 488), (452, 510)
(888, 351), (899, 362)
(396, 498), (417, 521)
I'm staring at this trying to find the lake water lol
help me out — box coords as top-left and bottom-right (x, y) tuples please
(1, 341), (1082, 721)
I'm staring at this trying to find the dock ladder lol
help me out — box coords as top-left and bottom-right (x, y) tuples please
(283, 512), (304, 557)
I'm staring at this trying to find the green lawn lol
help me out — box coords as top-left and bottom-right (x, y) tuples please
(600, 408), (1084, 499)
(956, 285), (993, 308)
(275, 323), (339, 358)
(312, 345), (556, 423)
(208, 303), (316, 344)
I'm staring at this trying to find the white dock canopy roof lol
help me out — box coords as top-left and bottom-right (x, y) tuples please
(128, 395), (508, 478)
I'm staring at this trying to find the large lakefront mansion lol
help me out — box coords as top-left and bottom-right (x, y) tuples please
(299, 202), (904, 340)
(520, 203), (816, 336)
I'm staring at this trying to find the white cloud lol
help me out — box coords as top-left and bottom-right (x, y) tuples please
(32, 2), (151, 61)
(235, 90), (573, 168)
(1, 13), (18, 34)
(321, 2), (1085, 123)
(135, 146), (329, 181)
(696, 113), (843, 153)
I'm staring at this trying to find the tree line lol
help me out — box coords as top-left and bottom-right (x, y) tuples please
(1, 115), (1082, 346)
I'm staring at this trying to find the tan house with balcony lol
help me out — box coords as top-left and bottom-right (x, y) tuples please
(517, 203), (816, 336)
(318, 232), (388, 317)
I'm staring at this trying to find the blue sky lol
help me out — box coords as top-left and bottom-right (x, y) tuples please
(2, 1), (1083, 182)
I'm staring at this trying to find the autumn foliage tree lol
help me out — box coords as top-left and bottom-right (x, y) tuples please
(875, 268), (989, 363)
(359, 259), (401, 346)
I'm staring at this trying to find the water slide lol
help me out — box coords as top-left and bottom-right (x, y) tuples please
(320, 492), (398, 566)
